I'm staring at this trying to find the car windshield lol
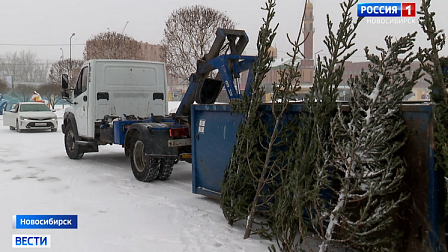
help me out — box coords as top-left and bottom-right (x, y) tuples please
(19, 104), (51, 112)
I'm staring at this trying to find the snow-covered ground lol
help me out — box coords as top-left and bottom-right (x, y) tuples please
(0, 104), (271, 252)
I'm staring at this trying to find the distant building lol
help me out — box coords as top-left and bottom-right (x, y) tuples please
(342, 61), (430, 101)
(139, 42), (163, 62)
(257, 0), (431, 102)
(137, 42), (181, 90)
(300, 0), (315, 88)
(253, 0), (315, 102)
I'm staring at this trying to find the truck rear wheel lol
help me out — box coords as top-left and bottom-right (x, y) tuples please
(157, 158), (175, 181)
(130, 132), (160, 182)
(64, 124), (84, 159)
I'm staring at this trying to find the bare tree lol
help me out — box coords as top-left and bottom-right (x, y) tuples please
(37, 83), (62, 109)
(11, 84), (34, 102)
(48, 59), (84, 89)
(0, 79), (8, 94)
(161, 5), (235, 83)
(83, 31), (143, 61)
(0, 51), (50, 84)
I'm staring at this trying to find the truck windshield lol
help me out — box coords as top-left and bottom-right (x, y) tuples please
(20, 104), (51, 112)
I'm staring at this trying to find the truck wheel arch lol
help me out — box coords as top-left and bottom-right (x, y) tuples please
(63, 112), (80, 137)
(124, 124), (157, 157)
(124, 129), (138, 157)
(124, 123), (177, 158)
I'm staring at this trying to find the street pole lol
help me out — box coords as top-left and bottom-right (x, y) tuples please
(69, 33), (75, 84)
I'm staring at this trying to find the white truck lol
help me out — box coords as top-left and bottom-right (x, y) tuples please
(61, 59), (190, 182)
(60, 30), (254, 183)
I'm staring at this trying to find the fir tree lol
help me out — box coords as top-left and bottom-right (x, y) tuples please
(220, 0), (278, 229)
(258, 1), (362, 251)
(325, 33), (419, 252)
(221, 0), (306, 244)
(258, 3), (311, 250)
(416, 0), (448, 239)
(298, 0), (362, 249)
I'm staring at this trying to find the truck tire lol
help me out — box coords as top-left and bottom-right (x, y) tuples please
(130, 132), (160, 182)
(157, 158), (175, 181)
(64, 124), (84, 159)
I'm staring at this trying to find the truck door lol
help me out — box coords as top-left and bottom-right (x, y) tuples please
(73, 66), (89, 137)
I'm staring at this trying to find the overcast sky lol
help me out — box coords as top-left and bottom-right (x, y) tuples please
(1, 0), (447, 63)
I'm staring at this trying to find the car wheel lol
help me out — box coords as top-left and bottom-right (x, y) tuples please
(9, 126), (15, 131)
(64, 124), (84, 159)
(129, 131), (160, 182)
(16, 120), (22, 133)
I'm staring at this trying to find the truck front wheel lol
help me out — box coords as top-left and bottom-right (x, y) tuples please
(64, 124), (84, 159)
(130, 132), (160, 182)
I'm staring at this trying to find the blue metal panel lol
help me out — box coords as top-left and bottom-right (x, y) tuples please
(191, 104), (243, 196)
(113, 120), (141, 144)
(400, 104), (444, 251)
(191, 103), (306, 197)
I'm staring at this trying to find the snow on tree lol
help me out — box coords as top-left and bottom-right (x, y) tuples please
(314, 33), (422, 252)
(222, 0), (363, 250)
(289, 0), (364, 248)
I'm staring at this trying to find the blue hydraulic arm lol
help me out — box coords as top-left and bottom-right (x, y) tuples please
(174, 29), (257, 120)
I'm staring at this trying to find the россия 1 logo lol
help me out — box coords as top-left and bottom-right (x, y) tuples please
(358, 3), (416, 17)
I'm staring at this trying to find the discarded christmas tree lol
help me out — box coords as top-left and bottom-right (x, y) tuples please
(416, 0), (448, 235)
(220, 0), (278, 231)
(315, 33), (421, 252)
(221, 0), (307, 243)
(264, 2), (321, 251)
(295, 0), (363, 249)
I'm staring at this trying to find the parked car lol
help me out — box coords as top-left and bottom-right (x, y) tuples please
(2, 102), (58, 132)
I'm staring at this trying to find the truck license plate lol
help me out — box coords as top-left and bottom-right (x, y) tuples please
(168, 138), (191, 147)
(35, 123), (47, 126)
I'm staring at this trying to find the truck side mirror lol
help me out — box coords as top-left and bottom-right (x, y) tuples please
(62, 90), (69, 99)
(61, 74), (69, 89)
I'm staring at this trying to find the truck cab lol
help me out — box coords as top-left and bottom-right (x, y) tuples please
(61, 59), (169, 158)
(63, 59), (168, 138)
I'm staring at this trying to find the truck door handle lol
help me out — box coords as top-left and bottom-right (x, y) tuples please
(83, 96), (87, 102)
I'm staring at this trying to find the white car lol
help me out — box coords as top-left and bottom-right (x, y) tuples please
(2, 102), (58, 132)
